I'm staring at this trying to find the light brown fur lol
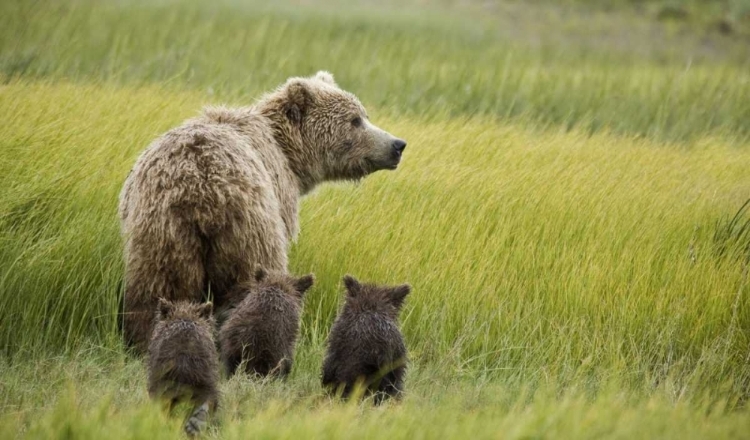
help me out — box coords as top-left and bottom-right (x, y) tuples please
(120, 72), (406, 352)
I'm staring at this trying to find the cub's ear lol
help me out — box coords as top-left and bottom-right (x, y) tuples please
(314, 70), (336, 86)
(294, 274), (315, 297)
(157, 298), (172, 318)
(343, 275), (361, 297)
(389, 284), (411, 309)
(283, 79), (313, 124)
(199, 302), (213, 319)
(254, 266), (268, 282)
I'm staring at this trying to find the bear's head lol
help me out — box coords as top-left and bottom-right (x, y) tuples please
(252, 266), (315, 303)
(261, 71), (407, 190)
(341, 275), (411, 321)
(155, 298), (214, 327)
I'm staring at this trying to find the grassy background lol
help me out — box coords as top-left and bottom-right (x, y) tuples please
(2, 0), (749, 143)
(1, 0), (750, 438)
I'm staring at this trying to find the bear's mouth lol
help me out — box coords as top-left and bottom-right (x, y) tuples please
(365, 157), (400, 172)
(384, 157), (401, 170)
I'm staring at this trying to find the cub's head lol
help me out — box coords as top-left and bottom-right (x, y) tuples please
(341, 275), (411, 320)
(252, 266), (315, 304)
(155, 298), (214, 327)
(264, 71), (407, 185)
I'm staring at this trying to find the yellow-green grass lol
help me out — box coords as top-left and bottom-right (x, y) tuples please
(1, 80), (749, 437)
(2, 0), (749, 144)
(2, 352), (749, 440)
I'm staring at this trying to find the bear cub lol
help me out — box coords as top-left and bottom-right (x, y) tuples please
(322, 275), (411, 404)
(148, 299), (220, 436)
(219, 268), (314, 378)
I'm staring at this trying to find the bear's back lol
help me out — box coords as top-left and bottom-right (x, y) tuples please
(224, 288), (301, 348)
(148, 320), (219, 393)
(334, 312), (405, 364)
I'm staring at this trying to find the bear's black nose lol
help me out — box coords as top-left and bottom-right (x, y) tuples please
(392, 139), (407, 154)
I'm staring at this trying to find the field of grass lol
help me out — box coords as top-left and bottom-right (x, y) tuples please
(2, 0), (750, 438)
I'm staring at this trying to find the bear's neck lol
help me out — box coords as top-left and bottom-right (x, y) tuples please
(258, 106), (324, 195)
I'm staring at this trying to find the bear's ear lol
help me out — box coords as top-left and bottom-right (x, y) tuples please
(283, 79), (313, 125)
(314, 71), (336, 86)
(254, 266), (268, 282)
(157, 298), (173, 318)
(343, 275), (361, 297)
(293, 274), (315, 297)
(389, 284), (411, 309)
(198, 302), (213, 319)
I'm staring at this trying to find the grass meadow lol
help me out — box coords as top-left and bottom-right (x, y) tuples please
(1, 0), (750, 438)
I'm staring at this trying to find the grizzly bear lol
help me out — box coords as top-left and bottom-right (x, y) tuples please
(148, 299), (219, 436)
(321, 275), (410, 404)
(219, 267), (314, 378)
(119, 71), (407, 352)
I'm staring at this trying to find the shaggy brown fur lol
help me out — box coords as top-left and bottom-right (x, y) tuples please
(148, 299), (219, 436)
(119, 71), (407, 352)
(321, 275), (410, 404)
(219, 268), (314, 378)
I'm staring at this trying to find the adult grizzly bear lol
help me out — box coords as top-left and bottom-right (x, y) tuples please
(119, 71), (406, 352)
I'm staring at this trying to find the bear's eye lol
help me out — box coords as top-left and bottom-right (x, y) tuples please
(351, 117), (363, 128)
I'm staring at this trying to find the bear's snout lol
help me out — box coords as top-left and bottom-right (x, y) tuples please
(392, 139), (407, 157)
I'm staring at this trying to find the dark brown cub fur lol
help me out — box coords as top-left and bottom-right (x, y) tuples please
(321, 275), (410, 404)
(148, 299), (219, 436)
(219, 268), (314, 378)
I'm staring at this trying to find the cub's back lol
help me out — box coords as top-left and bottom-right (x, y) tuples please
(337, 312), (405, 361)
(223, 289), (301, 343)
(148, 320), (218, 388)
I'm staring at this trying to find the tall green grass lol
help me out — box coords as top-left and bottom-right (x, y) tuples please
(1, 0), (749, 143)
(1, 81), (748, 389)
